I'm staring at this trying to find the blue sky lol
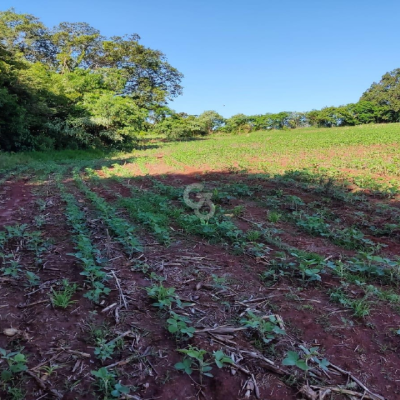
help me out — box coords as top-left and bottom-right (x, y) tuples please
(2, 0), (400, 117)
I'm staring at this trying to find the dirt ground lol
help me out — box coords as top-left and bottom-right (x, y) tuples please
(0, 163), (399, 400)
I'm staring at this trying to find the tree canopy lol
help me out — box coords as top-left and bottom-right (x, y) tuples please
(0, 8), (183, 150)
(360, 68), (400, 121)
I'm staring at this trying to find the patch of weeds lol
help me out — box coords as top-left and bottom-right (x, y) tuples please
(232, 205), (245, 217)
(51, 279), (78, 309)
(284, 195), (305, 211)
(294, 212), (330, 237)
(130, 260), (152, 275)
(146, 283), (185, 310)
(84, 319), (112, 345)
(268, 211), (282, 223)
(246, 230), (261, 242)
(351, 298), (371, 318)
(5, 386), (26, 400)
(259, 253), (291, 285)
(225, 183), (254, 197)
(340, 317), (354, 329)
(298, 304), (314, 311)
(34, 215), (46, 228)
(329, 286), (371, 318)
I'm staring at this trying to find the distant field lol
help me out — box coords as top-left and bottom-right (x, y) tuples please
(124, 123), (400, 197)
(1, 123), (400, 400)
(2, 123), (400, 180)
(141, 123), (400, 179)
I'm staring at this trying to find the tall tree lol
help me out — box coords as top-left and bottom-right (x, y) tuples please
(198, 110), (225, 134)
(0, 9), (183, 150)
(360, 68), (400, 121)
(0, 9), (183, 106)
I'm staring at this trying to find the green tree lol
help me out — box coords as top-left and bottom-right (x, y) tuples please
(223, 114), (252, 133)
(0, 9), (183, 151)
(360, 68), (400, 122)
(198, 110), (225, 134)
(154, 114), (206, 140)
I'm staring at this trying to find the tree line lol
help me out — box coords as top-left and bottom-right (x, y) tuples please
(1, 9), (399, 151)
(159, 69), (400, 139)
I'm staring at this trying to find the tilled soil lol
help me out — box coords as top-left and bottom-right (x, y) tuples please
(0, 164), (399, 400)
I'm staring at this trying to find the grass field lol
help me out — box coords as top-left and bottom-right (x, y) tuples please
(1, 123), (400, 400)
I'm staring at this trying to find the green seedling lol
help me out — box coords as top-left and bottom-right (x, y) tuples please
(268, 211), (282, 223)
(232, 205), (245, 217)
(25, 271), (40, 287)
(175, 347), (213, 383)
(283, 346), (330, 374)
(246, 230), (261, 242)
(211, 274), (228, 290)
(167, 312), (196, 338)
(282, 351), (309, 371)
(94, 339), (116, 361)
(0, 348), (28, 383)
(51, 279), (78, 309)
(84, 281), (111, 304)
(1, 259), (22, 278)
(213, 350), (234, 368)
(91, 367), (130, 399)
(146, 283), (184, 309)
(240, 311), (285, 343)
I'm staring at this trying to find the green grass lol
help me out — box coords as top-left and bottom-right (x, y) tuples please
(0, 148), (130, 172)
(3, 124), (400, 180)
(156, 123), (400, 175)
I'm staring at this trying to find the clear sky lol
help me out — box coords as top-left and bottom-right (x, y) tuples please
(2, 0), (400, 117)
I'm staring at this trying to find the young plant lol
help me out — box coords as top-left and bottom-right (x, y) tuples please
(91, 368), (130, 399)
(51, 279), (78, 309)
(240, 311), (285, 344)
(1, 259), (22, 278)
(283, 346), (329, 374)
(94, 339), (116, 361)
(84, 281), (111, 304)
(25, 271), (40, 287)
(282, 351), (309, 371)
(146, 283), (183, 310)
(232, 205), (245, 217)
(167, 312), (196, 339)
(213, 350), (234, 369)
(0, 348), (28, 384)
(175, 347), (213, 382)
(34, 215), (46, 228)
(268, 211), (282, 223)
(211, 274), (228, 290)
(290, 252), (325, 282)
(246, 230), (261, 242)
